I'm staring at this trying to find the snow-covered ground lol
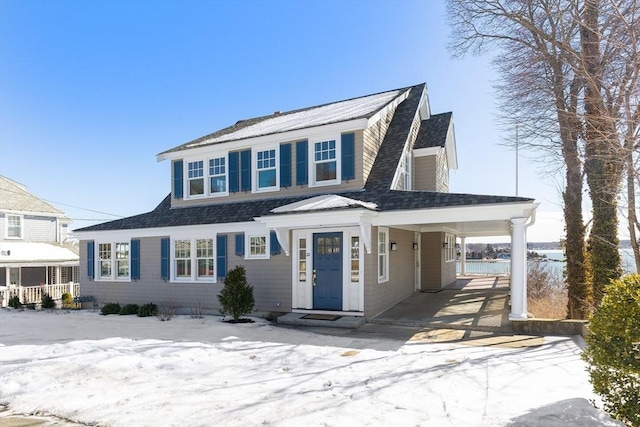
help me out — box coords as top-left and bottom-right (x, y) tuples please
(0, 309), (621, 427)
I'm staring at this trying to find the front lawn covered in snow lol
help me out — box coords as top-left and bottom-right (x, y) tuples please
(0, 309), (621, 426)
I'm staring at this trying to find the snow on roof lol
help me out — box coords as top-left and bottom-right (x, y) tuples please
(0, 242), (79, 267)
(271, 194), (377, 214)
(188, 89), (403, 148)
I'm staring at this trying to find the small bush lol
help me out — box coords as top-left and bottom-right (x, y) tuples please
(101, 302), (121, 315)
(218, 265), (254, 321)
(120, 304), (139, 315)
(61, 292), (74, 309)
(41, 293), (56, 309)
(8, 295), (21, 309)
(527, 261), (567, 319)
(582, 274), (640, 425)
(137, 302), (158, 317)
(26, 303), (36, 310)
(157, 302), (176, 321)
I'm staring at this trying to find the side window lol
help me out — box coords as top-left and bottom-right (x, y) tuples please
(377, 228), (389, 283)
(187, 161), (204, 196)
(256, 149), (277, 191)
(6, 215), (22, 239)
(314, 140), (337, 182)
(209, 157), (227, 195)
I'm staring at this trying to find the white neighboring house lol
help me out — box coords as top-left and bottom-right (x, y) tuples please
(0, 176), (79, 306)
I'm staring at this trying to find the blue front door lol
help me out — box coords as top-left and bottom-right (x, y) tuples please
(313, 232), (343, 310)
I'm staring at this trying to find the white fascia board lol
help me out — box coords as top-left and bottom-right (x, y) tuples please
(419, 88), (431, 120)
(255, 209), (378, 230)
(365, 89), (411, 128)
(445, 120), (459, 170)
(73, 221), (261, 241)
(413, 147), (443, 158)
(0, 209), (67, 219)
(156, 119), (368, 162)
(372, 202), (538, 227)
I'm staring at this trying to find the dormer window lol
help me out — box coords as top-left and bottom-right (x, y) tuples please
(209, 157), (227, 195)
(188, 161), (204, 196)
(256, 148), (278, 191)
(313, 138), (338, 185)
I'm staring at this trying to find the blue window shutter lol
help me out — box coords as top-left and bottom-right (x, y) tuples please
(341, 133), (355, 180)
(235, 234), (244, 256)
(240, 149), (251, 191)
(296, 140), (308, 185)
(217, 235), (227, 279)
(131, 239), (140, 280)
(161, 238), (170, 280)
(87, 241), (94, 279)
(228, 151), (239, 193)
(280, 143), (291, 188)
(173, 160), (183, 199)
(270, 231), (281, 255)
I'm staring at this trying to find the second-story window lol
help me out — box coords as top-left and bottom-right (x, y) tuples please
(314, 139), (337, 183)
(256, 149), (277, 190)
(6, 215), (22, 239)
(209, 157), (227, 194)
(188, 161), (204, 196)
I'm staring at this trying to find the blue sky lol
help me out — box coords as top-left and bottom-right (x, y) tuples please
(0, 0), (565, 241)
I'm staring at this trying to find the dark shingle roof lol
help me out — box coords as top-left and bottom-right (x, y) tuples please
(414, 112), (452, 149)
(76, 189), (534, 232)
(364, 84), (426, 192)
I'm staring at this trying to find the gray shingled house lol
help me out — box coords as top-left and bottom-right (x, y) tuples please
(74, 84), (537, 320)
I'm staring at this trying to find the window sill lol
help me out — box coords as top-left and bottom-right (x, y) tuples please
(377, 277), (389, 284)
(244, 254), (269, 260)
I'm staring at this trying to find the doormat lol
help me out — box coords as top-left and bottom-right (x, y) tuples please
(302, 314), (342, 321)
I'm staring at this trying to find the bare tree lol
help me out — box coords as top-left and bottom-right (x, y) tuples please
(447, 0), (587, 318)
(447, 0), (640, 315)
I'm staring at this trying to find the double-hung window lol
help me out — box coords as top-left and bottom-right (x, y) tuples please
(188, 161), (204, 196)
(377, 227), (389, 283)
(196, 239), (214, 278)
(6, 215), (22, 239)
(209, 157), (227, 195)
(97, 242), (130, 280)
(314, 139), (337, 183)
(256, 149), (277, 190)
(115, 243), (130, 278)
(173, 237), (216, 281)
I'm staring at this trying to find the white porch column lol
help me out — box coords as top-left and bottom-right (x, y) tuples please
(460, 237), (466, 275)
(510, 217), (528, 320)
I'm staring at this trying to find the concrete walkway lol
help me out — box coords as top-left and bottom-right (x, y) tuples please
(371, 275), (512, 333)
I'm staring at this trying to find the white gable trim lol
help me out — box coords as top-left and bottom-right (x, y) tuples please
(365, 88), (411, 128)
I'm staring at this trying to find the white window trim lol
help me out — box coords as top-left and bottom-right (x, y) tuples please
(377, 227), (389, 283)
(186, 160), (206, 199)
(245, 233), (270, 260)
(170, 236), (217, 283)
(252, 146), (279, 193)
(95, 241), (131, 282)
(5, 214), (23, 239)
(444, 233), (456, 263)
(309, 134), (341, 188)
(208, 155), (229, 197)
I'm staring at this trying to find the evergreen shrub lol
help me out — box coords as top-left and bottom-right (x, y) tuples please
(41, 293), (56, 309)
(101, 302), (121, 315)
(218, 265), (254, 321)
(120, 304), (140, 315)
(61, 292), (74, 309)
(582, 273), (640, 426)
(8, 295), (21, 309)
(137, 302), (158, 317)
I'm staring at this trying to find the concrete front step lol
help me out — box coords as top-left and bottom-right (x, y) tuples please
(277, 312), (366, 329)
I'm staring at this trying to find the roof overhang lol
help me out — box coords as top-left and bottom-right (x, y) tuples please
(373, 201), (538, 237)
(0, 242), (79, 267)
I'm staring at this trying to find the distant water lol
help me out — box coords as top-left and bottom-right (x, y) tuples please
(458, 249), (637, 277)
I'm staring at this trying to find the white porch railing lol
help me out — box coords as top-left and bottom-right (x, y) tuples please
(456, 259), (511, 276)
(0, 283), (80, 308)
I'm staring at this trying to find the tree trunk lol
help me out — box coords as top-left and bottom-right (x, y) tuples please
(581, 0), (622, 305)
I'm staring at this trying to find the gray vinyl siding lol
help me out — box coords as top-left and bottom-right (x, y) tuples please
(172, 132), (365, 209)
(420, 232), (456, 290)
(79, 236), (292, 315)
(363, 227), (416, 318)
(414, 151), (449, 192)
(0, 213), (58, 242)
